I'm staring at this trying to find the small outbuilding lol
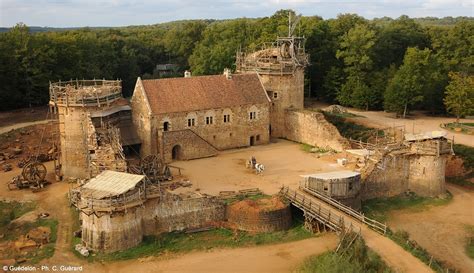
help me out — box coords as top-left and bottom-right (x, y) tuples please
(300, 170), (361, 210)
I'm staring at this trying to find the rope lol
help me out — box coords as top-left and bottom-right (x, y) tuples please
(33, 108), (52, 162)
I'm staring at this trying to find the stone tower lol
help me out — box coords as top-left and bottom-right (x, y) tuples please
(49, 80), (124, 179)
(236, 35), (309, 137)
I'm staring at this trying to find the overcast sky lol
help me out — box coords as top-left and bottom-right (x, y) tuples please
(0, 0), (472, 28)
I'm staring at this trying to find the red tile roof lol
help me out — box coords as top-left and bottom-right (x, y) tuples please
(140, 73), (269, 114)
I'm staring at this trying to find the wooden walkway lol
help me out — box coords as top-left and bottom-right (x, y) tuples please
(280, 186), (433, 273)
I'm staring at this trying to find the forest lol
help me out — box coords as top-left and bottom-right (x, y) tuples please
(0, 10), (472, 117)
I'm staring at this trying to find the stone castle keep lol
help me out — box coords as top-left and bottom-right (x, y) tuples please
(56, 33), (451, 252)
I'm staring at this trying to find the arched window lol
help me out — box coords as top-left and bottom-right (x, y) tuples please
(161, 117), (171, 131)
(186, 112), (197, 127)
(223, 108), (232, 123)
(205, 110), (215, 125)
(248, 105), (258, 121)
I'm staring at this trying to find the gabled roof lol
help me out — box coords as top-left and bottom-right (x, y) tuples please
(81, 170), (145, 199)
(140, 73), (269, 115)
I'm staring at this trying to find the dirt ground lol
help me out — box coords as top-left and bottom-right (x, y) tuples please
(307, 101), (473, 147)
(388, 184), (474, 273)
(0, 163), (339, 273)
(171, 140), (347, 195)
(89, 234), (337, 273)
(0, 106), (49, 129)
(1, 106), (472, 272)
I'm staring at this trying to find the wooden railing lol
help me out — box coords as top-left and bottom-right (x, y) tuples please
(70, 184), (163, 212)
(280, 186), (351, 232)
(280, 186), (387, 235)
(301, 186), (387, 235)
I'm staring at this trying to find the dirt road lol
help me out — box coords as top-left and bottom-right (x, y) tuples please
(0, 120), (53, 135)
(286, 189), (433, 273)
(87, 235), (337, 273)
(388, 184), (474, 273)
(346, 109), (473, 147)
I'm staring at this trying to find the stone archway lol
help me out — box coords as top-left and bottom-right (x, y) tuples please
(172, 145), (182, 160)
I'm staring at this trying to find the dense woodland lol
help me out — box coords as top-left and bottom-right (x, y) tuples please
(0, 10), (472, 117)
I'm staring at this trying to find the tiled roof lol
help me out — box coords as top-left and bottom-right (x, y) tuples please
(140, 73), (269, 114)
(81, 170), (145, 199)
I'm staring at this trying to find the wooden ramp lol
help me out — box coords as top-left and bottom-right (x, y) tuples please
(279, 186), (433, 273)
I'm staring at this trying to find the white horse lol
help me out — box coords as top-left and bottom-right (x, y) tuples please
(255, 163), (265, 174)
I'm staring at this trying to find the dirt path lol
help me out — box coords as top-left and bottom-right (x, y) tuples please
(87, 234), (337, 273)
(361, 227), (432, 273)
(346, 109), (473, 147)
(0, 162), (82, 266)
(388, 184), (474, 273)
(287, 189), (433, 273)
(0, 120), (53, 135)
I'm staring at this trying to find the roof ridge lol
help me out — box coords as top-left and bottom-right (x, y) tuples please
(141, 73), (255, 82)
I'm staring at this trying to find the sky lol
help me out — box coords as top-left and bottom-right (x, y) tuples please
(0, 0), (473, 28)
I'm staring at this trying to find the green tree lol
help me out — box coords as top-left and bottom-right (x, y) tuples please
(430, 21), (474, 73)
(444, 72), (474, 123)
(373, 15), (429, 68)
(336, 23), (378, 109)
(189, 19), (258, 75)
(384, 47), (433, 118)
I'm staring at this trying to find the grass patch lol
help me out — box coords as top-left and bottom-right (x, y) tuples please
(25, 219), (58, 264)
(0, 200), (57, 263)
(388, 230), (455, 273)
(0, 201), (36, 238)
(86, 218), (312, 262)
(322, 111), (382, 142)
(296, 236), (392, 273)
(447, 177), (474, 188)
(362, 192), (452, 223)
(222, 193), (271, 205)
(300, 143), (333, 153)
(443, 122), (474, 134)
(465, 225), (474, 260)
(69, 206), (84, 259)
(453, 144), (474, 172)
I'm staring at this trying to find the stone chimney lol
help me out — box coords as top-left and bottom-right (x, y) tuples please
(184, 70), (191, 78)
(223, 68), (232, 79)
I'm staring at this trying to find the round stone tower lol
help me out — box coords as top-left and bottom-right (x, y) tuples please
(49, 80), (122, 179)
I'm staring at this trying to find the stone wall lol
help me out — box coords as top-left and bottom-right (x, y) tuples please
(130, 80), (156, 156)
(80, 195), (226, 252)
(81, 206), (144, 252)
(162, 130), (218, 162)
(409, 155), (446, 196)
(142, 196), (226, 234)
(362, 154), (410, 200)
(154, 103), (270, 161)
(258, 70), (304, 138)
(362, 153), (447, 200)
(284, 109), (350, 152)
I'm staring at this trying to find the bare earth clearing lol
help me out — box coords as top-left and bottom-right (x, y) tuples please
(388, 184), (474, 273)
(171, 140), (346, 195)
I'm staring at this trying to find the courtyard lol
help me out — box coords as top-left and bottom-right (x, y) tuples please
(171, 139), (347, 195)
